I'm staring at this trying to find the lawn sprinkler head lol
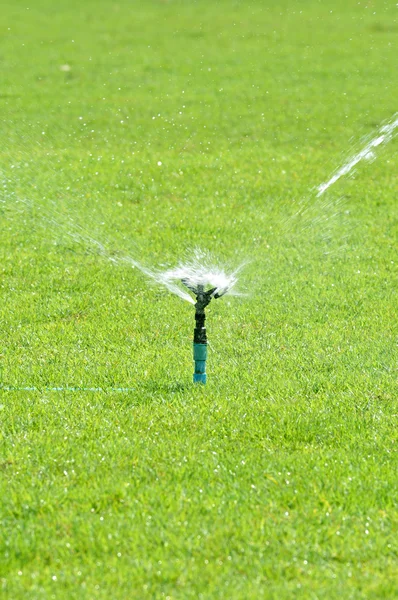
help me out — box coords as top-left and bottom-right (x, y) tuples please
(156, 250), (241, 384)
(181, 279), (229, 384)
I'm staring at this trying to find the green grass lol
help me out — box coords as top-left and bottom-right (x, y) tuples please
(1, 0), (397, 598)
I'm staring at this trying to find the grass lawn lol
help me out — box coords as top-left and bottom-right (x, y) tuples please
(0, 0), (397, 597)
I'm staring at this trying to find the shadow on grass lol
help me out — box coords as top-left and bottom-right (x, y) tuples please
(138, 379), (192, 396)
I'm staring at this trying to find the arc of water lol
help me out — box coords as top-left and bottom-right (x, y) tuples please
(317, 113), (398, 196)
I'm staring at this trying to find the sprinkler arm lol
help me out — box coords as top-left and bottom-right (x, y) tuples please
(181, 279), (225, 308)
(194, 286), (217, 312)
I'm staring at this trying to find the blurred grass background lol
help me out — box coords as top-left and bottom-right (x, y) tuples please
(0, 1), (397, 598)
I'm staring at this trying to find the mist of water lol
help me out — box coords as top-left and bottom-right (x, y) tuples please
(4, 194), (241, 305)
(3, 112), (397, 308)
(154, 249), (243, 303)
(51, 216), (243, 304)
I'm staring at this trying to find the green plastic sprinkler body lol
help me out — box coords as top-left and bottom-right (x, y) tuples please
(193, 285), (212, 384)
(182, 280), (224, 385)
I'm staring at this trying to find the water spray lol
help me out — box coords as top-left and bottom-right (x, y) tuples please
(317, 112), (398, 196)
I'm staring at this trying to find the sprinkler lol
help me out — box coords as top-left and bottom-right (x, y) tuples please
(155, 249), (241, 384)
(181, 279), (228, 384)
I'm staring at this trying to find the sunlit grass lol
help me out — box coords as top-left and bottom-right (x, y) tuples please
(1, 0), (397, 598)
